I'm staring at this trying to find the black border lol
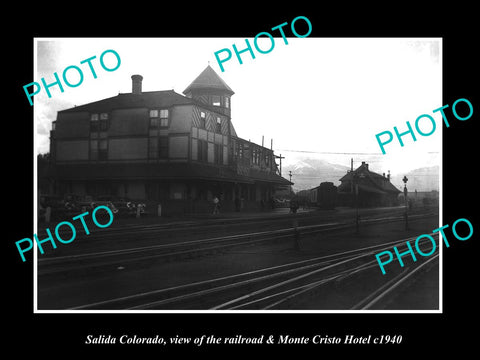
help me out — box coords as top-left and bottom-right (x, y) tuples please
(7, 5), (478, 356)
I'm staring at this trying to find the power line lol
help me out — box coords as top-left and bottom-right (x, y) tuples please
(291, 174), (439, 179)
(278, 149), (382, 155)
(278, 149), (440, 155)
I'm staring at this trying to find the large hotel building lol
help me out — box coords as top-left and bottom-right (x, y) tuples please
(46, 65), (291, 215)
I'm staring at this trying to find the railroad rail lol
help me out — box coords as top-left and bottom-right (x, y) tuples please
(68, 232), (439, 310)
(37, 211), (436, 277)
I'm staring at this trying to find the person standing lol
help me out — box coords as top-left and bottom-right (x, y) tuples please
(213, 196), (220, 214)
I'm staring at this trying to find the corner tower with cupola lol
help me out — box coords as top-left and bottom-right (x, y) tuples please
(182, 65), (234, 118)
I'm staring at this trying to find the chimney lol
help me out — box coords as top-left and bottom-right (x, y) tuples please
(361, 161), (368, 170)
(131, 74), (143, 94)
(387, 170), (391, 181)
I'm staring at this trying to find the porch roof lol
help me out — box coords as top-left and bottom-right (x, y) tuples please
(49, 162), (291, 186)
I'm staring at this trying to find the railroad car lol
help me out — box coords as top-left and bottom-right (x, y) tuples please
(315, 182), (337, 209)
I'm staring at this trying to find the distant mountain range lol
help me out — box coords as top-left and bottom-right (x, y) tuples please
(390, 166), (439, 193)
(282, 158), (439, 192)
(282, 158), (349, 191)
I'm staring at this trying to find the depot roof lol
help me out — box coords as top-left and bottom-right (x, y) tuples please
(339, 162), (401, 194)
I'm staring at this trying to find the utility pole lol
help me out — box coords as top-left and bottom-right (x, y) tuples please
(288, 170), (294, 198)
(403, 176), (409, 230)
(353, 172), (365, 235)
(275, 154), (285, 176)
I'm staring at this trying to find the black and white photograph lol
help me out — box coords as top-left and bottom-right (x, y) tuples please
(34, 37), (442, 312)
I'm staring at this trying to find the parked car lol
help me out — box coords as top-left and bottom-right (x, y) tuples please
(95, 195), (146, 217)
(273, 198), (289, 208)
(90, 196), (119, 215)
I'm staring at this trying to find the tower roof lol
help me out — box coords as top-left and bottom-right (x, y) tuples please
(183, 65), (234, 95)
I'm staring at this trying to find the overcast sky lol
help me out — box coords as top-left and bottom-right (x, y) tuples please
(35, 37), (442, 179)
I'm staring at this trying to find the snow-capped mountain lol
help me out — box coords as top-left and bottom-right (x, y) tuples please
(282, 157), (439, 193)
(390, 166), (439, 192)
(282, 158), (349, 191)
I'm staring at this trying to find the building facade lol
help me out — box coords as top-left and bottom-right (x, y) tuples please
(337, 161), (401, 207)
(47, 66), (291, 215)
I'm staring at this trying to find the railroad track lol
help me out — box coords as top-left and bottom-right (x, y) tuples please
(350, 253), (439, 310)
(68, 233), (439, 311)
(37, 221), (345, 276)
(37, 211), (435, 277)
(37, 206), (433, 250)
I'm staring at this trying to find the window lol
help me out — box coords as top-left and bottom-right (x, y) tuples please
(159, 109), (169, 127)
(198, 139), (208, 162)
(231, 139), (237, 157)
(150, 109), (169, 128)
(98, 139), (108, 160)
(148, 137), (158, 159)
(225, 97), (230, 109)
(252, 148), (260, 165)
(159, 136), (168, 159)
(200, 111), (206, 129)
(150, 118), (159, 128)
(238, 143), (244, 159)
(90, 113), (109, 131)
(90, 139), (108, 160)
(212, 95), (221, 107)
(90, 113), (99, 131)
(90, 140), (98, 160)
(99, 119), (108, 131)
(214, 143), (223, 165)
(216, 117), (222, 133)
(149, 136), (168, 159)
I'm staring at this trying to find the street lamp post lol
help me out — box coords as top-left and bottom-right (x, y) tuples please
(353, 173), (365, 234)
(403, 175), (409, 230)
(355, 177), (359, 234)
